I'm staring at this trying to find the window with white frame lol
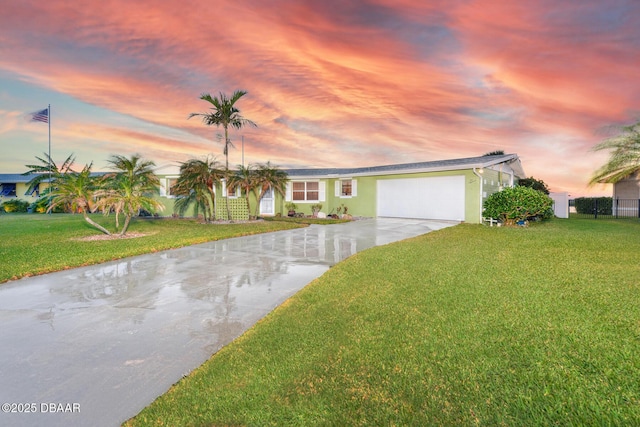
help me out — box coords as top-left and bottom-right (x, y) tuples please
(288, 181), (325, 202)
(221, 180), (241, 198)
(335, 179), (357, 198)
(160, 177), (179, 197)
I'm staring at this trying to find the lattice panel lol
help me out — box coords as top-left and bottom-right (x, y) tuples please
(215, 197), (249, 220)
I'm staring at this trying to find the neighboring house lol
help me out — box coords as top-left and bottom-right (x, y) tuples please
(2, 153), (526, 223)
(612, 172), (640, 217)
(613, 172), (640, 199)
(0, 174), (44, 203)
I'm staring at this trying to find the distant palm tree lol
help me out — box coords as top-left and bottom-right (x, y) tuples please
(23, 153), (76, 198)
(483, 150), (505, 156)
(590, 121), (640, 185)
(228, 164), (257, 218)
(95, 154), (163, 236)
(47, 163), (111, 235)
(189, 90), (257, 220)
(253, 162), (289, 217)
(172, 156), (224, 221)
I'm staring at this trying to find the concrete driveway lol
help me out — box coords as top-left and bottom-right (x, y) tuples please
(0, 218), (456, 427)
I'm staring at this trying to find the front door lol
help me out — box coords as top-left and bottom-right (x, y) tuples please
(259, 186), (275, 215)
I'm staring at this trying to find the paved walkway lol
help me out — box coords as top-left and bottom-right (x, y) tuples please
(0, 218), (456, 426)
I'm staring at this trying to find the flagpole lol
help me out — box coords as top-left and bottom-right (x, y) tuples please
(48, 104), (51, 214)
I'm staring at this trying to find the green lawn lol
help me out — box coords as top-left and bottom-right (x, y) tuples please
(0, 213), (304, 283)
(124, 218), (640, 426)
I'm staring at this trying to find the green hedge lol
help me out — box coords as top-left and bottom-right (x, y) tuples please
(483, 186), (553, 225)
(573, 197), (612, 215)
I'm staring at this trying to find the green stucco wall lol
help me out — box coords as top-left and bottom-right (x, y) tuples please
(278, 169), (490, 223)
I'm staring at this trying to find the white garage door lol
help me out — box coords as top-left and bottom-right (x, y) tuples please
(377, 176), (465, 220)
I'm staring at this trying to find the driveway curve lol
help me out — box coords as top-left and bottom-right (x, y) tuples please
(0, 218), (456, 427)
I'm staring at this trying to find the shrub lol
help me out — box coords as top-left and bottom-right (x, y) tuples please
(1, 199), (30, 213)
(29, 197), (65, 214)
(483, 186), (554, 226)
(573, 197), (612, 215)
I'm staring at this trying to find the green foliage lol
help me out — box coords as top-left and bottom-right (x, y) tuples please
(573, 197), (613, 215)
(29, 197), (65, 214)
(1, 199), (30, 213)
(590, 120), (640, 184)
(125, 220), (640, 426)
(483, 186), (553, 225)
(285, 202), (297, 212)
(518, 176), (550, 194)
(483, 150), (505, 156)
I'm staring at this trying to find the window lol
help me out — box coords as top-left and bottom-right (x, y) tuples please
(221, 180), (240, 198)
(26, 184), (39, 197)
(291, 181), (322, 201)
(0, 183), (16, 197)
(341, 180), (352, 196)
(160, 177), (179, 197)
(227, 185), (240, 198)
(334, 179), (357, 198)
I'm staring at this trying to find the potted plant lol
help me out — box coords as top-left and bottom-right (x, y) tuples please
(311, 203), (322, 217)
(339, 204), (352, 220)
(285, 202), (297, 217)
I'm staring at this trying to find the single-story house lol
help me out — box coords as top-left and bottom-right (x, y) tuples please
(155, 153), (525, 223)
(2, 153), (525, 223)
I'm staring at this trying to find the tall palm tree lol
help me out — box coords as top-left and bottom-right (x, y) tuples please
(590, 121), (640, 185)
(172, 156), (224, 221)
(47, 163), (111, 235)
(189, 90), (257, 220)
(95, 154), (163, 236)
(228, 164), (257, 218)
(253, 162), (289, 217)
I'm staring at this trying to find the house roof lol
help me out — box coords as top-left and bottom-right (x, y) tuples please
(0, 172), (107, 184)
(1, 154), (526, 182)
(285, 154), (526, 179)
(0, 174), (32, 183)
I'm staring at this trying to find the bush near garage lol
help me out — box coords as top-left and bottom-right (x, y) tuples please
(483, 186), (554, 226)
(1, 199), (30, 213)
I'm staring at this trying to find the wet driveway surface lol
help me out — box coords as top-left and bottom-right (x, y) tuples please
(0, 218), (456, 426)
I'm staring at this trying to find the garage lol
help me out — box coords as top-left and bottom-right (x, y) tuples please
(376, 175), (466, 220)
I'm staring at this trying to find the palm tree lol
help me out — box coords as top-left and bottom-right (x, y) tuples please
(172, 156), (224, 221)
(189, 90), (257, 220)
(23, 153), (76, 199)
(47, 163), (112, 235)
(590, 121), (640, 185)
(483, 150), (505, 156)
(95, 154), (163, 236)
(228, 164), (257, 218)
(253, 162), (289, 217)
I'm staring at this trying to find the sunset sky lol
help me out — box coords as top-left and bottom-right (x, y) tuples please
(1, 0), (638, 197)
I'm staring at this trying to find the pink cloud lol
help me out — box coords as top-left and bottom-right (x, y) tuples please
(1, 0), (638, 196)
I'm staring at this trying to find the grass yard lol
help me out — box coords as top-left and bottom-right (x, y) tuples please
(125, 219), (640, 426)
(0, 213), (305, 283)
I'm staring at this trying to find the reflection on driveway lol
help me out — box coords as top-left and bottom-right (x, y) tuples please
(0, 218), (456, 427)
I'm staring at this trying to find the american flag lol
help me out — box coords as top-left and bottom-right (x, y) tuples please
(31, 108), (49, 123)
